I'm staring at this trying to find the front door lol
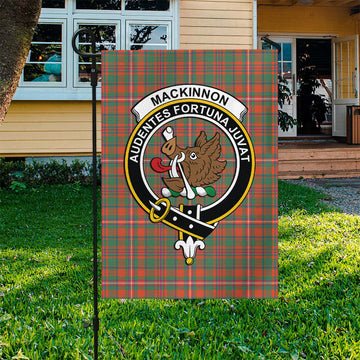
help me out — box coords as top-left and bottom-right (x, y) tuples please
(259, 36), (297, 137)
(332, 36), (359, 136)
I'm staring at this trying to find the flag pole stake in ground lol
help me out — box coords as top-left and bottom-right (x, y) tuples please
(72, 29), (101, 360)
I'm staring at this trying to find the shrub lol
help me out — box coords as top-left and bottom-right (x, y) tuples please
(0, 158), (25, 188)
(0, 157), (101, 189)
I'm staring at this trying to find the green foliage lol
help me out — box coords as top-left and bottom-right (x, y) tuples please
(278, 76), (297, 132)
(0, 182), (359, 359)
(0, 159), (25, 189)
(9, 180), (26, 192)
(0, 157), (101, 189)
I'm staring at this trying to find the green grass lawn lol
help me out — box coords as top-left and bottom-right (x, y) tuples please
(0, 182), (360, 359)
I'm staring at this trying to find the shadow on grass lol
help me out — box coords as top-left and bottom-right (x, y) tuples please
(1, 183), (360, 359)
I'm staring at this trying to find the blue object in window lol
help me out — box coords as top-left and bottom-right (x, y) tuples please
(32, 74), (52, 82)
(32, 54), (61, 82)
(44, 54), (61, 75)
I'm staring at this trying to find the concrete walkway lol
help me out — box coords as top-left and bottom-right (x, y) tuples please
(285, 177), (360, 215)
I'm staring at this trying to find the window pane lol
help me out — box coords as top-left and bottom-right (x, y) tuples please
(79, 25), (116, 44)
(33, 24), (62, 43)
(29, 44), (62, 62)
(131, 44), (167, 50)
(282, 62), (292, 79)
(125, 0), (169, 10)
(130, 25), (168, 50)
(24, 61), (62, 82)
(42, 0), (65, 8)
(283, 43), (292, 61)
(79, 64), (102, 82)
(76, 0), (121, 10)
(263, 42), (281, 60)
(24, 23), (63, 83)
(77, 24), (117, 83)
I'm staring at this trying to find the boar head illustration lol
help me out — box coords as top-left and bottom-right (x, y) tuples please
(151, 127), (227, 199)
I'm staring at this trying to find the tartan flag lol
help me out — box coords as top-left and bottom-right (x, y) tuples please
(101, 50), (278, 298)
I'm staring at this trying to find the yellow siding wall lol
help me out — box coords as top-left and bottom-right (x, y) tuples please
(258, 5), (358, 36)
(1, 101), (101, 156)
(180, 0), (254, 49)
(3, 3), (359, 157)
(2, 0), (255, 157)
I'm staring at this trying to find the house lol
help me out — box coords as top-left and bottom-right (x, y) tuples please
(1, 0), (359, 160)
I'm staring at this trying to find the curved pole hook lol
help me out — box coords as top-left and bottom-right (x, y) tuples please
(72, 28), (101, 57)
(261, 36), (281, 55)
(72, 28), (101, 87)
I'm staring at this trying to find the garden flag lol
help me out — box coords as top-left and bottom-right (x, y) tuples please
(102, 50), (278, 298)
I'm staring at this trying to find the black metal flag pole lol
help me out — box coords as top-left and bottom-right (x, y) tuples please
(72, 29), (101, 360)
(260, 36), (281, 54)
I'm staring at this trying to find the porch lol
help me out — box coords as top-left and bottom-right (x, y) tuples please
(258, 0), (360, 139)
(279, 138), (360, 179)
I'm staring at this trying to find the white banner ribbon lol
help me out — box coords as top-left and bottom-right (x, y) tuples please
(132, 84), (247, 122)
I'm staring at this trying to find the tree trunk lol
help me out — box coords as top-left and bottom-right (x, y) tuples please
(0, 0), (41, 123)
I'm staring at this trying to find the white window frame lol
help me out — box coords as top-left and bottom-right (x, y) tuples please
(73, 19), (121, 87)
(19, 19), (67, 88)
(126, 20), (172, 50)
(14, 0), (179, 101)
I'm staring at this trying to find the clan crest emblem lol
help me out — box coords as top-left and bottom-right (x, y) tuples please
(125, 84), (255, 265)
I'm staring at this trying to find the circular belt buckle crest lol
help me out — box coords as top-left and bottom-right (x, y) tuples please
(125, 84), (255, 265)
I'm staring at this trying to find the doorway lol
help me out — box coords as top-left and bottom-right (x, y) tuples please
(259, 36), (297, 136)
(296, 39), (332, 135)
(259, 36), (334, 137)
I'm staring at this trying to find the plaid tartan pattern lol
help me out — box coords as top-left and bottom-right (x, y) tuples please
(102, 50), (278, 298)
